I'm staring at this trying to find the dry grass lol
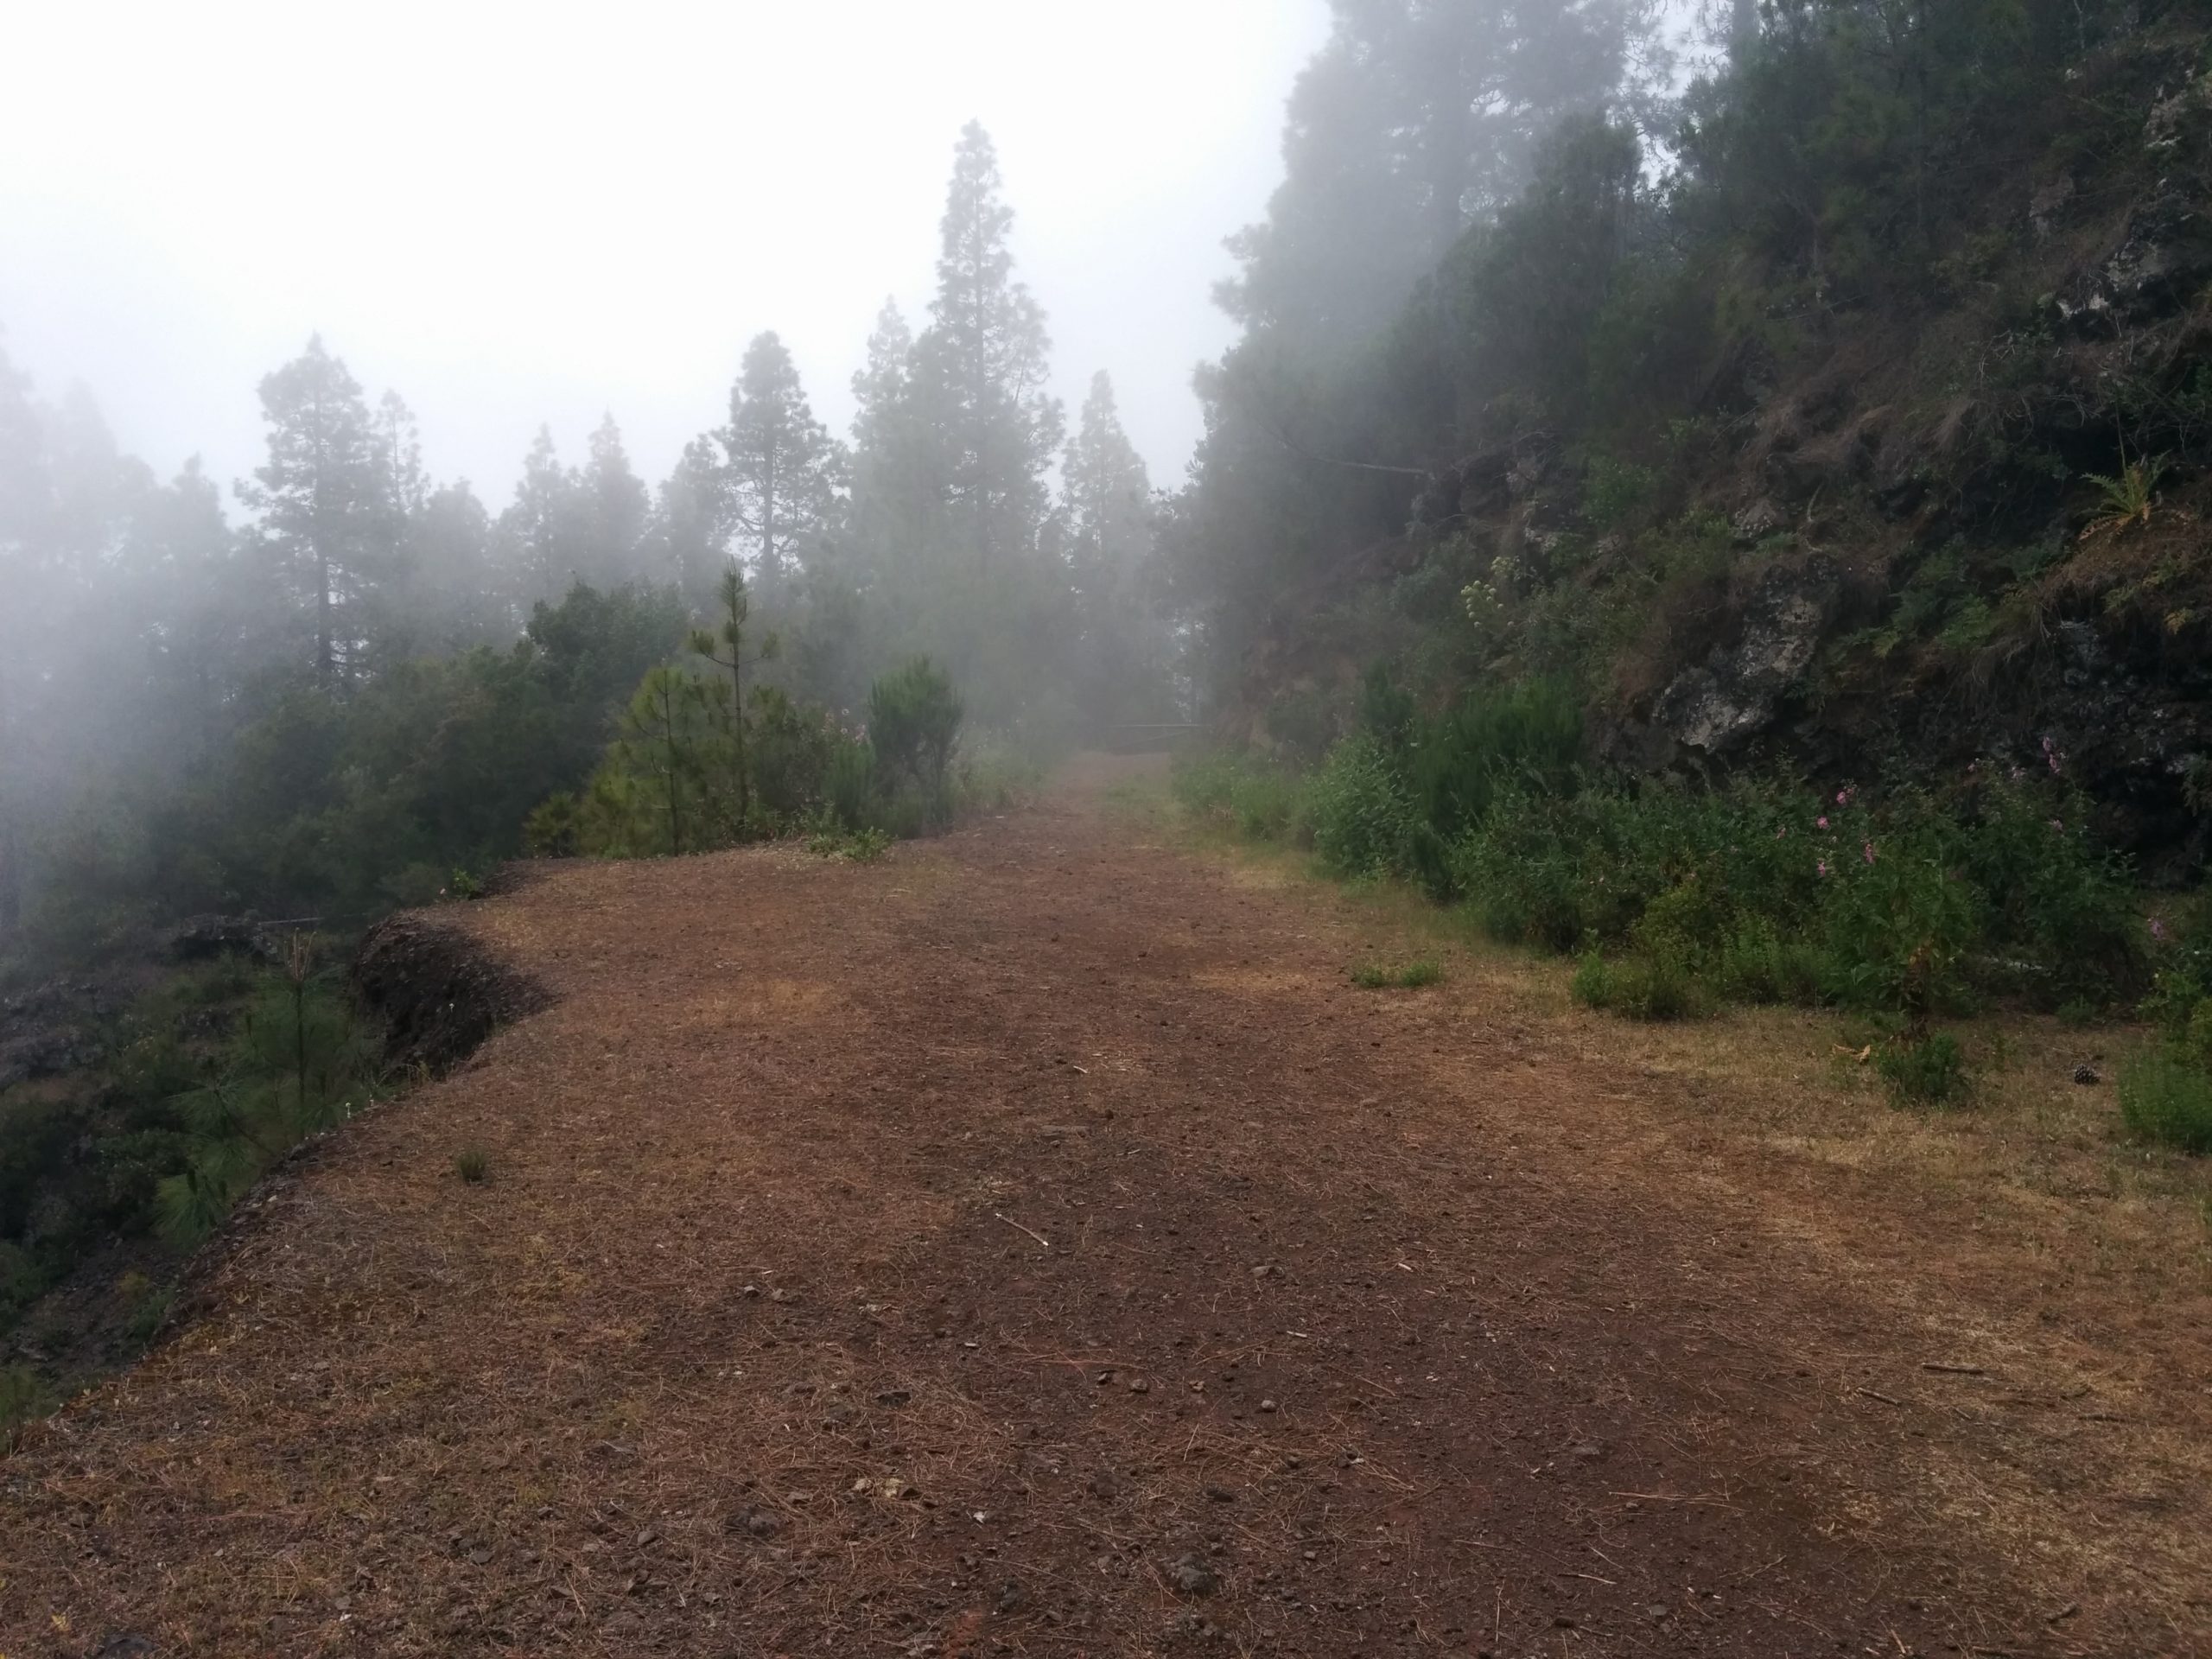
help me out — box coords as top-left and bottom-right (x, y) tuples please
(1154, 795), (2212, 1645)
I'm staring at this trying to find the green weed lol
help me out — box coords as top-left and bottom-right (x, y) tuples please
(2118, 1052), (2212, 1155)
(1351, 959), (1443, 990)
(1878, 1032), (1972, 1109)
(454, 1147), (492, 1185)
(807, 826), (892, 863)
(0, 1363), (50, 1449)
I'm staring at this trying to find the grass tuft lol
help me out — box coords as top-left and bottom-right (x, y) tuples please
(454, 1147), (493, 1185)
(1351, 959), (1443, 990)
(1878, 1031), (1972, 1109)
(2118, 1052), (2212, 1154)
(0, 1363), (50, 1450)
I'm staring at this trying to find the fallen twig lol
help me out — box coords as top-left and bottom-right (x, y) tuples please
(993, 1212), (1052, 1250)
(1855, 1388), (1904, 1407)
(1920, 1363), (1987, 1377)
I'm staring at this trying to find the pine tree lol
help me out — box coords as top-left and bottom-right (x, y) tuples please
(237, 336), (396, 687)
(722, 333), (843, 591)
(581, 413), (649, 585)
(498, 426), (582, 607)
(1064, 372), (1154, 609)
(1220, 1), (1661, 343)
(1062, 373), (1173, 732)
(913, 124), (1064, 567)
(851, 301), (916, 467)
(643, 436), (732, 603)
(688, 563), (779, 833)
(603, 664), (715, 856)
(844, 300), (935, 588)
(375, 391), (428, 518)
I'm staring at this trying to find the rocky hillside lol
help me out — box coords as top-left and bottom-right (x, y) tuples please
(1189, 4), (2212, 875)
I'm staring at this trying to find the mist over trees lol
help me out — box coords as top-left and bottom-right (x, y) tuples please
(6, 0), (2201, 969)
(0, 121), (1174, 959)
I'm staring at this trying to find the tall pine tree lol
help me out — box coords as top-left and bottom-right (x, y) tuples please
(1062, 373), (1172, 732)
(237, 337), (396, 687)
(580, 413), (650, 586)
(913, 123), (1063, 569)
(721, 333), (843, 593)
(498, 427), (582, 610)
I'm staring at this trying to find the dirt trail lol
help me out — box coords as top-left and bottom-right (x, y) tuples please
(3, 756), (2202, 1657)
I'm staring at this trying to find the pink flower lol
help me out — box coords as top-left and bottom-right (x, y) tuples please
(1817, 859), (1830, 878)
(1817, 816), (1830, 830)
(2050, 818), (2064, 833)
(1863, 841), (1878, 865)
(2151, 917), (2169, 942)
(1837, 790), (1849, 805)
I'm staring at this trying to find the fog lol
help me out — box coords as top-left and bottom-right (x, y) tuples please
(1, 0), (1706, 956)
(2, 0), (1331, 496)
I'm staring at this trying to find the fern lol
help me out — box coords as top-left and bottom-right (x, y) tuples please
(2080, 454), (2168, 540)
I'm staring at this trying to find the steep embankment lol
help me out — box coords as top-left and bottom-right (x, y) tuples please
(1227, 19), (2212, 869)
(2, 760), (2204, 1656)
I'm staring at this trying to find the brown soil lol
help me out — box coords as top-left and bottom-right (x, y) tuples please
(3, 754), (2205, 1658)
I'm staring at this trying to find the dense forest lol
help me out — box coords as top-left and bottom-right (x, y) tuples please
(1173, 0), (2211, 857)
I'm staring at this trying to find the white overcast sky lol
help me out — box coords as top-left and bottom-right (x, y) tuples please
(1, 0), (1332, 509)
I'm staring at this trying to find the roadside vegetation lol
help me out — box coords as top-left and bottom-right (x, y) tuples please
(1163, 3), (2212, 1141)
(0, 934), (388, 1435)
(1174, 675), (2212, 1145)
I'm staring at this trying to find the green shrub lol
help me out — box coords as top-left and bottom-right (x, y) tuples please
(1818, 830), (1982, 1016)
(2118, 1052), (2212, 1155)
(1399, 677), (1584, 897)
(1166, 751), (1308, 844)
(2187, 1000), (2212, 1071)
(1961, 771), (2143, 1005)
(1614, 948), (1713, 1022)
(151, 972), (381, 1247)
(750, 687), (837, 823)
(122, 1276), (175, 1344)
(868, 657), (964, 806)
(1584, 454), (1659, 531)
(523, 791), (583, 857)
(1712, 916), (1825, 1006)
(1351, 959), (1442, 990)
(825, 740), (878, 833)
(0, 1363), (49, 1449)
(807, 825), (892, 862)
(1878, 1032), (1971, 1108)
(454, 1147), (491, 1185)
(1234, 768), (1304, 842)
(1573, 941), (1711, 1022)
(1570, 951), (1615, 1010)
(1308, 738), (1416, 878)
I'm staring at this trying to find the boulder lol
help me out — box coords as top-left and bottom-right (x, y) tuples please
(1653, 556), (1844, 756)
